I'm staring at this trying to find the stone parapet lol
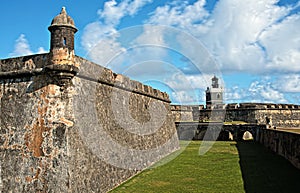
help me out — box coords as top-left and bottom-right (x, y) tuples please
(0, 54), (48, 72)
(76, 56), (171, 103)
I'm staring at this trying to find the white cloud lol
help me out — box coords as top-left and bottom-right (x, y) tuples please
(88, 37), (126, 66)
(222, 76), (295, 104)
(171, 90), (199, 104)
(275, 74), (300, 92)
(99, 0), (152, 26)
(134, 25), (166, 46)
(83, 0), (153, 50)
(37, 47), (47, 54)
(147, 0), (300, 74)
(260, 14), (300, 72)
(166, 73), (216, 91)
(81, 22), (119, 51)
(82, 0), (153, 67)
(248, 80), (288, 103)
(225, 86), (243, 103)
(202, 0), (292, 73)
(9, 34), (46, 57)
(148, 0), (209, 33)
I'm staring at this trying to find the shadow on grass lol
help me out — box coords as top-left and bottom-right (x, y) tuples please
(236, 141), (300, 193)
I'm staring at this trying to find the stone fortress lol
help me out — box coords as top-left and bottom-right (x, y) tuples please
(0, 8), (178, 192)
(0, 7), (299, 193)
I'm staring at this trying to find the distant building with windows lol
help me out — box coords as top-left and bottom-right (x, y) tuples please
(205, 75), (223, 109)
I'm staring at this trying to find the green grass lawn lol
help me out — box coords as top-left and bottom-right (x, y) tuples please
(110, 141), (300, 193)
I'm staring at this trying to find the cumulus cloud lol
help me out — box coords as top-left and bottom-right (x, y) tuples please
(224, 86), (243, 103)
(166, 73), (217, 91)
(171, 90), (199, 104)
(10, 34), (32, 57)
(82, 0), (154, 66)
(148, 0), (209, 32)
(261, 14), (300, 72)
(9, 34), (46, 57)
(82, 0), (153, 50)
(248, 80), (288, 103)
(147, 0), (300, 74)
(99, 0), (152, 26)
(275, 74), (300, 92)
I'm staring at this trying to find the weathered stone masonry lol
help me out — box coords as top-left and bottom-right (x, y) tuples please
(0, 8), (179, 193)
(259, 129), (300, 169)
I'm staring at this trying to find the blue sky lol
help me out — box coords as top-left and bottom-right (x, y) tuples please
(1, 0), (300, 105)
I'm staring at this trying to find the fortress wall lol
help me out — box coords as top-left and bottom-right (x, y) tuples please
(171, 105), (194, 122)
(0, 54), (72, 192)
(233, 103), (300, 127)
(254, 109), (300, 127)
(188, 103), (300, 127)
(258, 129), (300, 169)
(0, 55), (179, 192)
(225, 107), (300, 127)
(71, 57), (179, 192)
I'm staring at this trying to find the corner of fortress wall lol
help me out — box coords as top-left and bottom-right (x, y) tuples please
(0, 54), (179, 192)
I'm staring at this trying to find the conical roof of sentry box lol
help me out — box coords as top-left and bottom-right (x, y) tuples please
(49, 7), (77, 32)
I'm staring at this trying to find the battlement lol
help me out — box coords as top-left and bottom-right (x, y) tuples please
(187, 103), (300, 111)
(235, 103), (300, 110)
(0, 54), (48, 72)
(0, 54), (170, 103)
(75, 56), (171, 103)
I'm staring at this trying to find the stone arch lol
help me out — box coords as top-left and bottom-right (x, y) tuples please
(242, 131), (254, 141)
(217, 130), (232, 141)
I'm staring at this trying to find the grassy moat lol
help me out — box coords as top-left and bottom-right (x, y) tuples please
(110, 141), (300, 193)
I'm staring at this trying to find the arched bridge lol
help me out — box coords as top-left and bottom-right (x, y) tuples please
(175, 122), (267, 141)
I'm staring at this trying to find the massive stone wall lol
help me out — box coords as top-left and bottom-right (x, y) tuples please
(0, 54), (179, 192)
(0, 54), (72, 192)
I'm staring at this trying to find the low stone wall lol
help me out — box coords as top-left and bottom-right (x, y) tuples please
(258, 129), (300, 169)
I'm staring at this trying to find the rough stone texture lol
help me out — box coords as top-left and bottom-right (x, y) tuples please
(171, 105), (195, 122)
(258, 128), (300, 169)
(0, 54), (72, 192)
(0, 54), (179, 192)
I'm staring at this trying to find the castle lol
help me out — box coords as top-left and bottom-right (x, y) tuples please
(0, 7), (299, 193)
